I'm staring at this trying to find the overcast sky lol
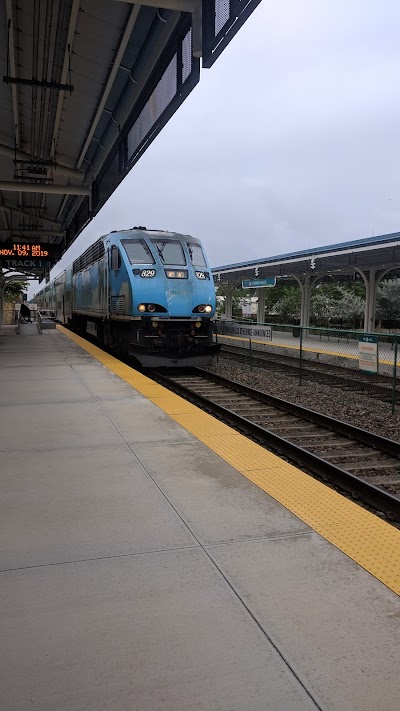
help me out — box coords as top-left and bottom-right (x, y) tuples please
(31, 0), (400, 295)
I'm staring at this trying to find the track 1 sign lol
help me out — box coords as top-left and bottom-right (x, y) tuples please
(0, 257), (50, 270)
(242, 277), (276, 288)
(359, 335), (378, 373)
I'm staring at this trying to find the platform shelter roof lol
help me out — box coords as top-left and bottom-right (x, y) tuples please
(212, 231), (400, 284)
(0, 1), (262, 282)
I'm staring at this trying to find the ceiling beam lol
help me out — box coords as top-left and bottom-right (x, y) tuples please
(0, 182), (91, 196)
(0, 229), (65, 237)
(57, 4), (141, 223)
(5, 0), (20, 148)
(113, 0), (198, 10)
(0, 205), (62, 227)
(76, 4), (141, 169)
(3, 77), (74, 91)
(50, 0), (81, 162)
(81, 9), (181, 184)
(0, 143), (83, 181)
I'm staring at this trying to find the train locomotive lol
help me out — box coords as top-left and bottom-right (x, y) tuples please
(33, 228), (219, 367)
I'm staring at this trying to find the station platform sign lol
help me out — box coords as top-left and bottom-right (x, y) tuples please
(242, 277), (276, 288)
(218, 321), (272, 340)
(0, 242), (60, 263)
(358, 335), (378, 373)
(0, 257), (51, 270)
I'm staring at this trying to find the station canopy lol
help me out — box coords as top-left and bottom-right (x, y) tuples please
(0, 0), (262, 282)
(212, 232), (400, 285)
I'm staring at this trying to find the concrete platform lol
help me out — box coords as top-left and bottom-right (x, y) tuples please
(1, 325), (400, 710)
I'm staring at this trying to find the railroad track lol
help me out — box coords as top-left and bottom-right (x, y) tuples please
(218, 343), (399, 403)
(153, 368), (400, 522)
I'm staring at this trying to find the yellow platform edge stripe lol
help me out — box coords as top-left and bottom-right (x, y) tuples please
(57, 325), (400, 596)
(219, 333), (398, 367)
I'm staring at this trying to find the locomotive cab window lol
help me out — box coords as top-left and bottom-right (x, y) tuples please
(111, 246), (121, 270)
(151, 239), (186, 265)
(121, 239), (155, 264)
(186, 242), (206, 267)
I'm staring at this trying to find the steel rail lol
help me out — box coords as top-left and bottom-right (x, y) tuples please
(152, 368), (400, 522)
(196, 369), (400, 457)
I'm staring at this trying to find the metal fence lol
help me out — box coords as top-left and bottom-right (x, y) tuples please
(214, 318), (400, 413)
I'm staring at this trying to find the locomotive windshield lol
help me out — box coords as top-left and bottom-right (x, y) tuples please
(186, 242), (206, 267)
(122, 239), (155, 264)
(151, 239), (186, 265)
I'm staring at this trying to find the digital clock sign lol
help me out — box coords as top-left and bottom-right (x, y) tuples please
(0, 242), (56, 258)
(0, 242), (50, 258)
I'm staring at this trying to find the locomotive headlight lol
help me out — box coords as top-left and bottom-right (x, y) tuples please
(164, 269), (188, 279)
(195, 321), (201, 328)
(204, 305), (212, 313)
(138, 304), (146, 312)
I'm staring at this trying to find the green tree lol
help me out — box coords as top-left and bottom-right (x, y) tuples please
(331, 288), (364, 323)
(4, 281), (28, 302)
(264, 284), (288, 315)
(311, 283), (365, 326)
(376, 279), (400, 321)
(311, 291), (335, 322)
(273, 287), (301, 322)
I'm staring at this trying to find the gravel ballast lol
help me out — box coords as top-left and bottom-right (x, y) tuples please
(206, 356), (400, 443)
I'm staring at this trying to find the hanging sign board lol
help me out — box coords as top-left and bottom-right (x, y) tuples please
(358, 335), (378, 373)
(242, 277), (276, 289)
(0, 257), (50, 270)
(219, 322), (272, 340)
(0, 242), (59, 259)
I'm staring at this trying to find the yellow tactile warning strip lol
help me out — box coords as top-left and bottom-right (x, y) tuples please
(219, 333), (399, 367)
(58, 325), (400, 596)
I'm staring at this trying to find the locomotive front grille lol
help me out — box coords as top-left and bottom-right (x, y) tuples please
(135, 322), (213, 355)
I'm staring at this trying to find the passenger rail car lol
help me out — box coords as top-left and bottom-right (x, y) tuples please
(32, 228), (219, 367)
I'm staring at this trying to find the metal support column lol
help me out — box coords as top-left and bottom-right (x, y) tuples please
(300, 273), (312, 329)
(256, 288), (266, 324)
(366, 268), (377, 332)
(224, 284), (234, 320)
(292, 273), (320, 338)
(293, 273), (313, 331)
(356, 268), (377, 333)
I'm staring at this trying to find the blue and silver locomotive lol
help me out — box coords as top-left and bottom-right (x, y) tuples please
(33, 228), (219, 367)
